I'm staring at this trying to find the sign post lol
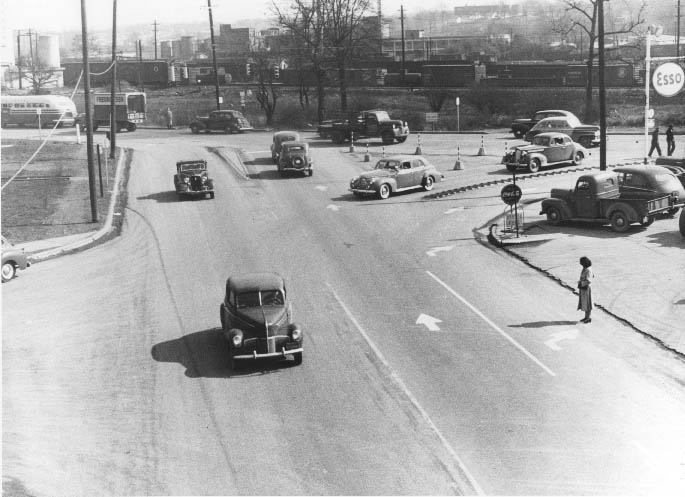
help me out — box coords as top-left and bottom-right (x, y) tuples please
(501, 172), (523, 237)
(455, 96), (460, 132)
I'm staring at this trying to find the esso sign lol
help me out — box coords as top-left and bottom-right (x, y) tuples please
(652, 62), (685, 97)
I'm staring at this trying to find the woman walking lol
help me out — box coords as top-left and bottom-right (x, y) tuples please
(577, 256), (594, 323)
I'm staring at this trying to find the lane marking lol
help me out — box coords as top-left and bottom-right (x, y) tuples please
(426, 245), (455, 257)
(426, 271), (556, 377)
(327, 283), (485, 495)
(544, 329), (579, 351)
(315, 185), (328, 191)
(445, 207), (465, 214)
(416, 313), (442, 331)
(326, 204), (340, 211)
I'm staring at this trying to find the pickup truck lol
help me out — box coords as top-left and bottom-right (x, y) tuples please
(540, 171), (683, 232)
(317, 110), (409, 145)
(510, 110), (577, 139)
(189, 110), (252, 134)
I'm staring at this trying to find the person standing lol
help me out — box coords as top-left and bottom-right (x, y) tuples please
(577, 256), (594, 323)
(165, 107), (174, 130)
(648, 126), (662, 157)
(666, 124), (675, 156)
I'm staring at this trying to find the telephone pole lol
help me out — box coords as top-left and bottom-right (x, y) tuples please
(16, 31), (22, 89)
(598, 0), (607, 171)
(207, 0), (221, 110)
(110, 0), (117, 158)
(80, 0), (98, 222)
(400, 5), (406, 86)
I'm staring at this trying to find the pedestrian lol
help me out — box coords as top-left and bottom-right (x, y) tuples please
(165, 107), (173, 130)
(648, 126), (662, 157)
(666, 124), (675, 156)
(577, 256), (594, 323)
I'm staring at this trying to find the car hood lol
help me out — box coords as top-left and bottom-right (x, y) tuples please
(237, 306), (288, 330)
(358, 169), (396, 180)
(512, 144), (544, 153)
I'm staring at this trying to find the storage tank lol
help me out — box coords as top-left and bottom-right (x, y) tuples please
(37, 35), (61, 68)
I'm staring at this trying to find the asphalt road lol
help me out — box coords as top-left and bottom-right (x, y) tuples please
(3, 128), (685, 496)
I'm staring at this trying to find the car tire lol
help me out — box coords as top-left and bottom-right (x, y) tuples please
(2, 262), (16, 282)
(513, 130), (524, 139)
(527, 158), (541, 173)
(381, 131), (394, 145)
(209, 192), (215, 199)
(610, 210), (630, 232)
(308, 170), (313, 177)
(293, 352), (303, 365)
(378, 183), (391, 199)
(190, 125), (200, 134)
(546, 206), (562, 226)
(396, 136), (407, 143)
(423, 176), (434, 191)
(127, 123), (137, 132)
(573, 151), (584, 165)
(680, 209), (685, 237)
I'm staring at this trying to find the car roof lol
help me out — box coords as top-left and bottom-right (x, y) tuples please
(282, 141), (307, 147)
(227, 272), (285, 292)
(274, 131), (299, 138)
(379, 155), (427, 161)
(614, 165), (674, 175)
(536, 109), (574, 115)
(533, 132), (571, 139)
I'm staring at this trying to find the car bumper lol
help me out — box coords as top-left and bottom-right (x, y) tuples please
(178, 188), (213, 195)
(233, 346), (303, 360)
(349, 187), (375, 195)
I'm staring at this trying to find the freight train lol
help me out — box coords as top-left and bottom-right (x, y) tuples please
(62, 59), (641, 89)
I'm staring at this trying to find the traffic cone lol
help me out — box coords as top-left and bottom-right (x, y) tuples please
(477, 135), (486, 156)
(415, 133), (422, 155)
(454, 146), (463, 170)
(364, 141), (370, 162)
(349, 131), (355, 152)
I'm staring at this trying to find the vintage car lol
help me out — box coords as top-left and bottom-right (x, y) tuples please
(349, 155), (444, 199)
(502, 132), (587, 173)
(655, 157), (685, 188)
(510, 109), (577, 139)
(525, 115), (600, 148)
(219, 272), (303, 368)
(189, 110), (253, 134)
(2, 236), (31, 283)
(271, 131), (300, 163)
(173, 159), (215, 199)
(614, 165), (685, 215)
(278, 141), (313, 177)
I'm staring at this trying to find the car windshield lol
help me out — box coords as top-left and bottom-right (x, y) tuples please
(236, 290), (284, 308)
(285, 145), (305, 152)
(180, 163), (205, 173)
(533, 136), (550, 146)
(375, 159), (400, 170)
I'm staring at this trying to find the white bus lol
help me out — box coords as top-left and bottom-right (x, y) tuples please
(1, 95), (78, 128)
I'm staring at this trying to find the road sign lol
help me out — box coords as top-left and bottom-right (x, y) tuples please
(425, 112), (438, 123)
(652, 62), (685, 97)
(500, 184), (522, 205)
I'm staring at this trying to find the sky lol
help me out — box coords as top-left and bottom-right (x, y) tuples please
(2, 0), (506, 33)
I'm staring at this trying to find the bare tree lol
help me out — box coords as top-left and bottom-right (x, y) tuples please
(555, 0), (646, 119)
(22, 56), (60, 94)
(251, 50), (281, 126)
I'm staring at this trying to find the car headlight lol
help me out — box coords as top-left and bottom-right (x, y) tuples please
(230, 331), (243, 347)
(290, 325), (302, 340)
(201, 176), (207, 183)
(183, 177), (190, 184)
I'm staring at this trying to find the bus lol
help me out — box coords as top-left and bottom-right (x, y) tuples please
(1, 95), (77, 128)
(92, 92), (146, 132)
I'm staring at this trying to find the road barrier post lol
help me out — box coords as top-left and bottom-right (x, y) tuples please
(415, 133), (422, 155)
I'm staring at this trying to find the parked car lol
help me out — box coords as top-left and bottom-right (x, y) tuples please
(655, 157), (685, 188)
(525, 115), (600, 148)
(189, 110), (252, 134)
(510, 109), (577, 139)
(219, 272), (303, 369)
(349, 155), (444, 199)
(540, 171), (681, 232)
(173, 159), (215, 199)
(614, 165), (685, 215)
(2, 236), (31, 283)
(271, 131), (300, 163)
(278, 141), (313, 177)
(502, 132), (586, 173)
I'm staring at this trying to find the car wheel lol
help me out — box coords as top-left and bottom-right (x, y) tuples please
(573, 151), (584, 165)
(127, 123), (137, 132)
(396, 136), (407, 143)
(209, 192), (215, 199)
(527, 158), (541, 173)
(513, 130), (524, 139)
(378, 183), (391, 199)
(680, 210), (685, 237)
(2, 262), (16, 282)
(190, 125), (200, 134)
(423, 176), (434, 191)
(381, 131), (394, 145)
(610, 210), (630, 232)
(308, 170), (313, 177)
(546, 206), (562, 226)
(292, 352), (303, 365)
(579, 137), (592, 148)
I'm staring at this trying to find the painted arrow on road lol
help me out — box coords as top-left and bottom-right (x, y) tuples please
(444, 207), (465, 214)
(416, 314), (442, 331)
(316, 185), (328, 191)
(426, 245), (455, 257)
(544, 329), (579, 350)
(326, 204), (340, 211)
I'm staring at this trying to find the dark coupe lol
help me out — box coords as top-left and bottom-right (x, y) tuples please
(220, 272), (303, 369)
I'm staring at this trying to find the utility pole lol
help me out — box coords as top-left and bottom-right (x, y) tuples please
(80, 0), (98, 222)
(138, 40), (145, 92)
(16, 31), (22, 89)
(598, 0), (606, 171)
(400, 5), (406, 86)
(152, 20), (159, 59)
(110, 0), (117, 159)
(678, 0), (681, 58)
(207, 0), (221, 110)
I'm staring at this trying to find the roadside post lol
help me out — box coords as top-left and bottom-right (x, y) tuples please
(455, 96), (460, 132)
(37, 107), (42, 140)
(501, 172), (523, 237)
(424, 112), (438, 133)
(97, 144), (103, 196)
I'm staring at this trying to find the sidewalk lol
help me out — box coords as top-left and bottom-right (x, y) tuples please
(478, 201), (685, 356)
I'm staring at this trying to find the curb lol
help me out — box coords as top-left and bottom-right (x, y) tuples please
(28, 148), (127, 262)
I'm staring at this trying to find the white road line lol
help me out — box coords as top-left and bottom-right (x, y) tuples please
(426, 271), (557, 377)
(327, 283), (485, 495)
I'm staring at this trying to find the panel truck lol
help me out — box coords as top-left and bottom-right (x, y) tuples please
(92, 92), (146, 132)
(317, 110), (410, 145)
(540, 171), (683, 232)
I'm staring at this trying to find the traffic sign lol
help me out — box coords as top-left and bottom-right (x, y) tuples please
(652, 62), (685, 97)
(425, 112), (438, 123)
(501, 184), (522, 205)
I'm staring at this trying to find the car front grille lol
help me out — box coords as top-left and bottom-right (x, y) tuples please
(190, 176), (203, 189)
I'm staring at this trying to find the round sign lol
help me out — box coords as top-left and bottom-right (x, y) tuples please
(501, 184), (522, 205)
(647, 108), (655, 118)
(455, 97), (460, 106)
(652, 62), (685, 97)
